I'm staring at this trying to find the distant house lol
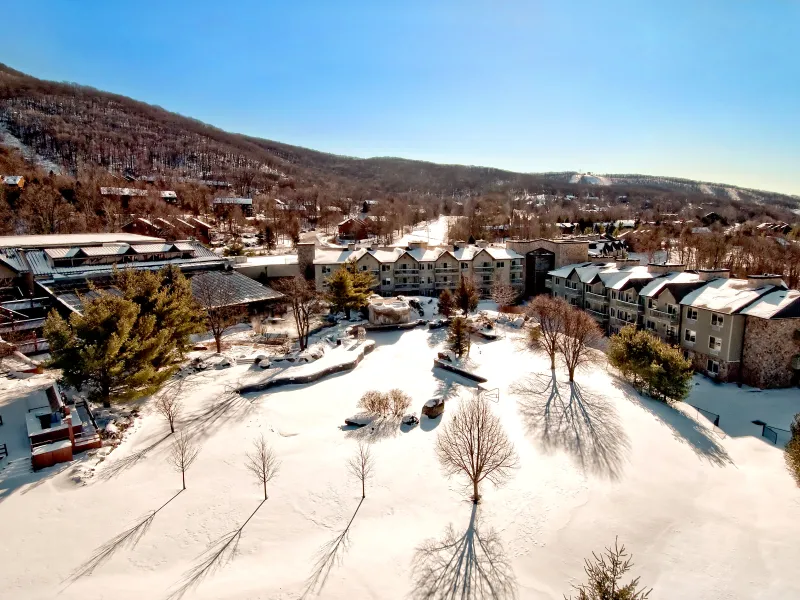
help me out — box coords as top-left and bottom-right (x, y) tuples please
(188, 216), (212, 244)
(160, 190), (178, 204)
(213, 197), (253, 217)
(338, 217), (371, 241)
(2, 175), (25, 189)
(122, 218), (162, 238)
(100, 186), (149, 210)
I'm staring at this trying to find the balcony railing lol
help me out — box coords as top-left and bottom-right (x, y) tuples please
(474, 266), (494, 273)
(510, 264), (523, 271)
(564, 287), (582, 296)
(435, 281), (456, 288)
(585, 291), (608, 303)
(545, 279), (553, 288)
(395, 283), (420, 291)
(395, 268), (419, 274)
(650, 309), (678, 322)
(435, 266), (458, 272)
(586, 308), (609, 321)
(612, 314), (637, 324)
(709, 346), (721, 355)
(614, 298), (640, 311)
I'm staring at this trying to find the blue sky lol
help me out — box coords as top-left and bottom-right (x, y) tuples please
(3, 0), (799, 195)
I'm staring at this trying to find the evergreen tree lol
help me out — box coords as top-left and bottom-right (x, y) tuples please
(44, 294), (166, 407)
(325, 267), (355, 316)
(115, 266), (203, 368)
(455, 277), (479, 314)
(448, 316), (471, 357)
(438, 288), (455, 317)
(263, 224), (276, 252)
(345, 262), (376, 311)
(567, 537), (651, 600)
(608, 326), (693, 404)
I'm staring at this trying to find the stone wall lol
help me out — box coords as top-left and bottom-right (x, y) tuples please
(742, 317), (800, 389)
(687, 350), (740, 383)
(506, 238), (589, 268)
(297, 243), (315, 280)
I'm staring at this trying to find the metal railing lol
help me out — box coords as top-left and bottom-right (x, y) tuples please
(510, 265), (523, 271)
(564, 287), (581, 296)
(686, 403), (720, 427)
(435, 266), (458, 272)
(474, 266), (494, 273)
(614, 298), (640, 311)
(759, 423), (790, 445)
(585, 291), (608, 302)
(395, 268), (419, 274)
(586, 308), (609, 320)
(650, 308), (678, 322)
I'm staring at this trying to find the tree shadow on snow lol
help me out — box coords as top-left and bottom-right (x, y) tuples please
(343, 417), (402, 442)
(300, 498), (364, 599)
(166, 499), (266, 600)
(410, 504), (517, 600)
(96, 433), (173, 481)
(427, 327), (449, 348)
(510, 372), (630, 480)
(184, 381), (259, 440)
(610, 377), (733, 467)
(65, 489), (184, 584)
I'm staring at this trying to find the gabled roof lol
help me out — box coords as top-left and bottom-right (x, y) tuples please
(483, 247), (522, 260)
(740, 289), (800, 319)
(680, 279), (778, 314)
(640, 271), (701, 298)
(2, 175), (24, 185)
(100, 187), (148, 196)
(160, 191), (178, 199)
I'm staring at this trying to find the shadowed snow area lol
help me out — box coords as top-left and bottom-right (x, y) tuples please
(0, 323), (799, 599)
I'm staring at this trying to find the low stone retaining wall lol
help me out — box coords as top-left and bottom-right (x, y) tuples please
(238, 342), (376, 394)
(432, 359), (488, 383)
(363, 319), (424, 332)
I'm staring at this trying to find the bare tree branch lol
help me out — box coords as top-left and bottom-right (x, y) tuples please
(168, 432), (199, 490)
(245, 434), (281, 500)
(347, 441), (375, 499)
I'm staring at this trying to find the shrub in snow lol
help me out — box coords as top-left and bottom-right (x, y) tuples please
(358, 390), (390, 416)
(786, 414), (800, 487)
(566, 537), (651, 599)
(387, 389), (412, 417)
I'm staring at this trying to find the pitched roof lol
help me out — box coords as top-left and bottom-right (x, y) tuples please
(639, 271), (702, 298)
(160, 191), (178, 199)
(740, 289), (800, 319)
(0, 233), (163, 249)
(190, 270), (282, 306)
(680, 279), (778, 314)
(100, 187), (148, 196)
(213, 197), (252, 205)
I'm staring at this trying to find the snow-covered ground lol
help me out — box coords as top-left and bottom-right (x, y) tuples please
(1, 323), (799, 599)
(392, 215), (455, 247)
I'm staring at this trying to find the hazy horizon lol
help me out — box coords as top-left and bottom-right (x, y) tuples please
(3, 0), (799, 195)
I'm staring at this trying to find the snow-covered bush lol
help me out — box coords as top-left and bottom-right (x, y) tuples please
(388, 389), (412, 417)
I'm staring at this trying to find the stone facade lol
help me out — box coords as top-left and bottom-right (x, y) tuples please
(742, 317), (800, 389)
(507, 239), (589, 268)
(686, 349), (741, 383)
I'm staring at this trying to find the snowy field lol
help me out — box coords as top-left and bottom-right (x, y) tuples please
(392, 215), (455, 247)
(1, 322), (799, 599)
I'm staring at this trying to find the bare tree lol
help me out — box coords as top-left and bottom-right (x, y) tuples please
(347, 442), (375, 499)
(168, 432), (199, 490)
(245, 434), (281, 500)
(558, 305), (602, 382)
(490, 280), (518, 311)
(191, 271), (246, 353)
(525, 295), (567, 370)
(154, 382), (184, 434)
(273, 276), (321, 351)
(435, 395), (518, 503)
(567, 537), (651, 600)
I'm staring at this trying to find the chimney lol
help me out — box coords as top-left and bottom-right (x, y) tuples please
(698, 268), (730, 281)
(746, 274), (785, 289)
(347, 243), (356, 251)
(647, 263), (686, 275)
(476, 239), (488, 248)
(296, 242), (316, 280)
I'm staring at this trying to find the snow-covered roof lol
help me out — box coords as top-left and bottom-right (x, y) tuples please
(483, 247), (522, 260)
(0, 233), (163, 249)
(213, 197), (252, 205)
(739, 289), (800, 319)
(548, 262), (597, 278)
(100, 187), (148, 196)
(238, 254), (298, 267)
(680, 279), (778, 314)
(2, 175), (24, 185)
(639, 271), (701, 298)
(160, 191), (178, 199)
(405, 247), (444, 262)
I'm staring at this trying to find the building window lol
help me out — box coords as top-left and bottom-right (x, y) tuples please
(711, 314), (724, 327)
(687, 308), (698, 320)
(611, 291), (617, 300)
(427, 263), (433, 270)
(322, 266), (332, 274)
(381, 264), (391, 272)
(646, 320), (656, 331)
(709, 336), (722, 351)
(497, 261), (504, 268)
(684, 329), (696, 343)
(461, 262), (469, 269)
(610, 308), (615, 317)
(648, 299), (655, 309)
(428, 277), (432, 284)
(707, 359), (719, 375)
(361, 265), (368, 271)
(554, 277), (560, 285)
(382, 278), (391, 286)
